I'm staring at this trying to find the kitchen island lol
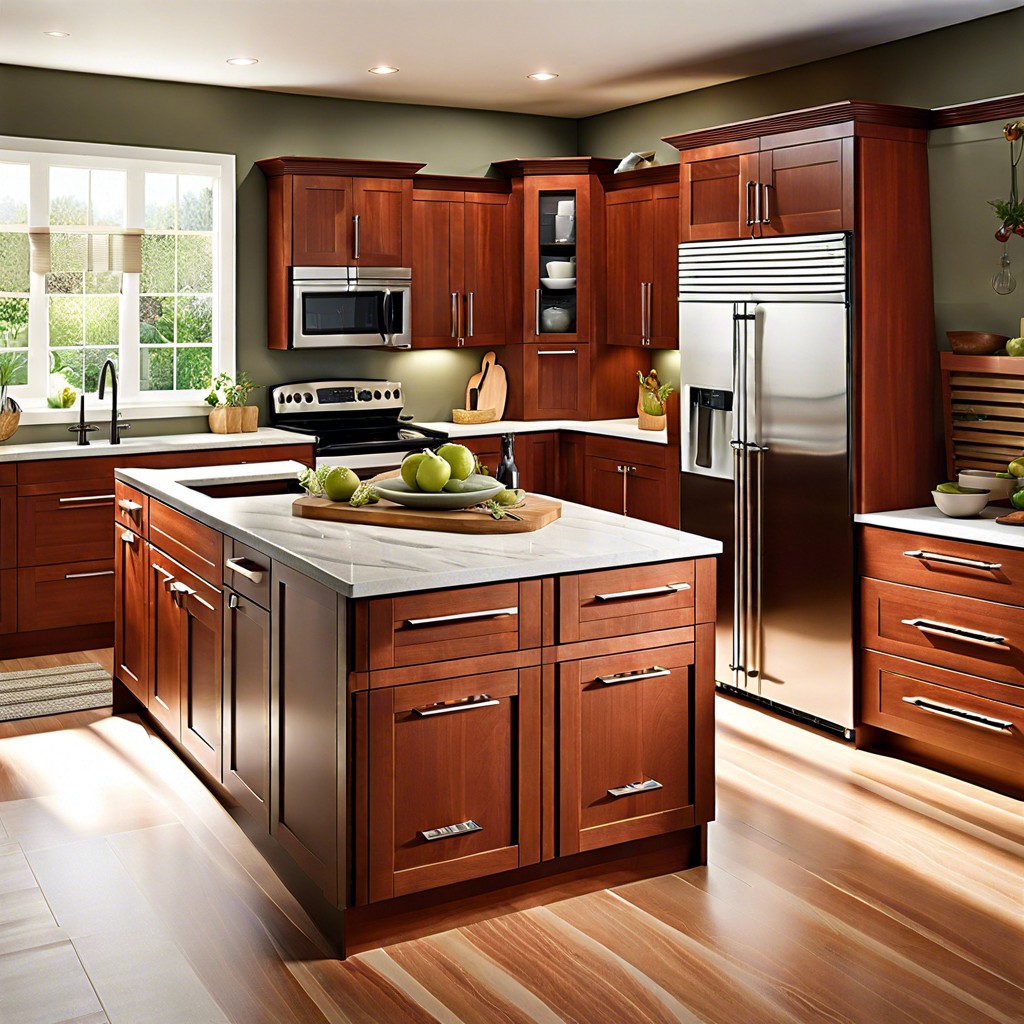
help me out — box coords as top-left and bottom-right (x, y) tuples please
(112, 460), (721, 956)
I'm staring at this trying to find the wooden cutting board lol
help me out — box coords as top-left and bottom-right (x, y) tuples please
(463, 351), (507, 420)
(292, 494), (561, 534)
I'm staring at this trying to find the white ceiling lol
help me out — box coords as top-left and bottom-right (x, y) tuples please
(2, 0), (1020, 118)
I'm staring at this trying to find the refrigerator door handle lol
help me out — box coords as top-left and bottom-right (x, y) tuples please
(730, 303), (747, 682)
(744, 181), (757, 227)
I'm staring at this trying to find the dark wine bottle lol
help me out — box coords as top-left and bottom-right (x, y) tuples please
(495, 433), (520, 489)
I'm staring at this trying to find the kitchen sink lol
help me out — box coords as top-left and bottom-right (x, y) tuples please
(188, 478), (306, 498)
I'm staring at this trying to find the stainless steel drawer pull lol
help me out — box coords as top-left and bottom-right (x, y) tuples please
(412, 695), (500, 717)
(224, 557), (266, 584)
(903, 549), (1002, 572)
(120, 530), (135, 544)
(117, 499), (143, 513)
(58, 494), (115, 504)
(537, 348), (577, 356)
(420, 819), (482, 842)
(595, 582), (690, 601)
(169, 581), (196, 597)
(63, 570), (115, 580)
(900, 617), (1008, 649)
(902, 696), (1013, 732)
(597, 666), (671, 686)
(608, 778), (664, 798)
(405, 606), (517, 627)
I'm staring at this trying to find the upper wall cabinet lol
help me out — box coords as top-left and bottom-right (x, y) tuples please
(257, 157), (424, 349)
(411, 176), (518, 348)
(602, 165), (679, 349)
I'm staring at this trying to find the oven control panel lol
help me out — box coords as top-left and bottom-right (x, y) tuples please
(271, 379), (404, 415)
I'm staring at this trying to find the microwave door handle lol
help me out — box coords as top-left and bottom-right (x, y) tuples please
(380, 287), (393, 346)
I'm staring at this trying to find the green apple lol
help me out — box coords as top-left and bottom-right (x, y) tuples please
(401, 451), (429, 488)
(1012, 487), (1024, 511)
(416, 450), (452, 492)
(1008, 457), (1024, 478)
(1006, 337), (1024, 357)
(322, 466), (360, 502)
(437, 442), (475, 481)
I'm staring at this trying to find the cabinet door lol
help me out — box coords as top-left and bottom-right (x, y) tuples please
(271, 562), (340, 903)
(353, 177), (410, 266)
(585, 456), (628, 516)
(148, 552), (182, 738)
(463, 194), (508, 348)
(365, 667), (540, 902)
(626, 462), (679, 529)
(179, 576), (223, 780)
(680, 144), (758, 241)
(559, 643), (697, 855)
(605, 188), (649, 347)
(18, 490), (115, 566)
(291, 175), (353, 265)
(460, 435), (501, 477)
(522, 344), (590, 419)
(0, 485), (15, 568)
(514, 432), (559, 494)
(412, 194), (462, 347)
(558, 433), (586, 503)
(648, 183), (679, 348)
(224, 589), (271, 826)
(759, 138), (852, 236)
(114, 526), (148, 704)
(0, 569), (14, 635)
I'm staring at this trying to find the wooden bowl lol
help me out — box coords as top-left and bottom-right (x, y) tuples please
(946, 331), (1008, 355)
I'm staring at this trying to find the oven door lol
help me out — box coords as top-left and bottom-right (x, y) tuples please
(291, 281), (411, 349)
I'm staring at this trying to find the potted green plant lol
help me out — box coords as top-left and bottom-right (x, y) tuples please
(636, 368), (673, 431)
(205, 370), (260, 433)
(0, 350), (25, 442)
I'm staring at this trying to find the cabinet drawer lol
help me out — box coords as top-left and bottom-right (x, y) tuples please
(559, 560), (695, 644)
(18, 559), (115, 631)
(223, 536), (271, 610)
(149, 500), (222, 587)
(17, 456), (115, 496)
(18, 490), (116, 567)
(861, 650), (1024, 776)
(359, 580), (541, 673)
(114, 480), (148, 537)
(860, 526), (1024, 607)
(861, 578), (1024, 688)
(586, 435), (670, 470)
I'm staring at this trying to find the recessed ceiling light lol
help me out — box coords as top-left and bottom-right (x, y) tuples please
(368, 65), (399, 75)
(43, 31), (70, 38)
(226, 57), (258, 66)
(527, 72), (558, 81)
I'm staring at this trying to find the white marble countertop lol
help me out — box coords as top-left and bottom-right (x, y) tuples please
(0, 427), (312, 463)
(855, 507), (1024, 549)
(418, 418), (672, 446)
(117, 460), (720, 599)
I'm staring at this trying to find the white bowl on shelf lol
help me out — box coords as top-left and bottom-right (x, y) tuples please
(540, 277), (576, 290)
(957, 469), (1023, 500)
(931, 488), (989, 517)
(546, 261), (575, 278)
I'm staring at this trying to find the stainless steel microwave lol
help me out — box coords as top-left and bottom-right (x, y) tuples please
(290, 266), (412, 348)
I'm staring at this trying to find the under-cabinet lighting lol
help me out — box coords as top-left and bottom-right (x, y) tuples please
(226, 57), (259, 66)
(368, 65), (400, 75)
(527, 72), (558, 81)
(43, 31), (70, 38)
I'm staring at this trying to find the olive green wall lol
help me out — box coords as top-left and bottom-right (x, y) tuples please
(1, 63), (577, 441)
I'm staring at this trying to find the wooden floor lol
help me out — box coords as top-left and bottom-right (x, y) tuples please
(1, 651), (1021, 1024)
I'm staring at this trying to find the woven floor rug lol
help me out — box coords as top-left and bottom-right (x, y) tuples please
(0, 663), (112, 722)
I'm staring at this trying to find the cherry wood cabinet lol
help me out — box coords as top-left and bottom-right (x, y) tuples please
(0, 569), (14, 634)
(521, 343), (591, 419)
(178, 567), (223, 779)
(558, 433), (586, 504)
(583, 436), (679, 529)
(513, 432), (559, 494)
(412, 183), (513, 348)
(113, 524), (148, 705)
(257, 157), (425, 348)
(147, 549), (182, 737)
(16, 559), (115, 633)
(18, 490), (115, 566)
(0, 481), (14, 569)
(858, 526), (1024, 797)
(361, 667), (541, 903)
(604, 168), (678, 349)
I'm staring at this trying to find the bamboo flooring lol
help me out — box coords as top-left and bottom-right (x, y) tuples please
(0, 650), (1020, 1024)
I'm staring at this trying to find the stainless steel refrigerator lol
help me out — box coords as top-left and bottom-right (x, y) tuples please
(677, 232), (853, 735)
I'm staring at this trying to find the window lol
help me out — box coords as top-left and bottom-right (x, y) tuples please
(0, 137), (234, 418)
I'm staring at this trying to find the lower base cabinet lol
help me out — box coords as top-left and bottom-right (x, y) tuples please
(114, 525), (147, 704)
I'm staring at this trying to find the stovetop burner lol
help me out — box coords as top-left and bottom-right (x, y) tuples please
(269, 378), (447, 456)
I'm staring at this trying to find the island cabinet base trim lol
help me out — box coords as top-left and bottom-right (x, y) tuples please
(2, 621), (113, 659)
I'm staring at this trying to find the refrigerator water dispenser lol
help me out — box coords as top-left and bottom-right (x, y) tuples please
(682, 385), (733, 479)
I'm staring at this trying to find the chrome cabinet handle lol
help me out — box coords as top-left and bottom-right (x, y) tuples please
(451, 291), (459, 338)
(117, 498), (142, 513)
(412, 694), (500, 717)
(537, 348), (576, 356)
(169, 581), (196, 597)
(352, 213), (360, 260)
(608, 778), (664, 797)
(597, 665), (671, 685)
(419, 819), (482, 841)
(467, 291), (474, 338)
(405, 606), (517, 627)
(120, 530), (135, 544)
(535, 288), (542, 335)
(902, 696), (1013, 732)
(616, 464), (636, 473)
(745, 180), (757, 226)
(594, 583), (690, 601)
(903, 549), (1002, 572)
(639, 281), (647, 343)
(64, 570), (115, 580)
(761, 183), (771, 224)
(225, 556), (265, 584)
(900, 617), (1008, 649)
(58, 494), (115, 504)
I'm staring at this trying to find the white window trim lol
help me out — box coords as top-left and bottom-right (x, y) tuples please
(1, 135), (235, 417)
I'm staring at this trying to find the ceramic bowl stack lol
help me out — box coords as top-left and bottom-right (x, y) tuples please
(541, 260), (575, 290)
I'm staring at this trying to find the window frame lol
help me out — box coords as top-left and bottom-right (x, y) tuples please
(0, 135), (235, 423)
